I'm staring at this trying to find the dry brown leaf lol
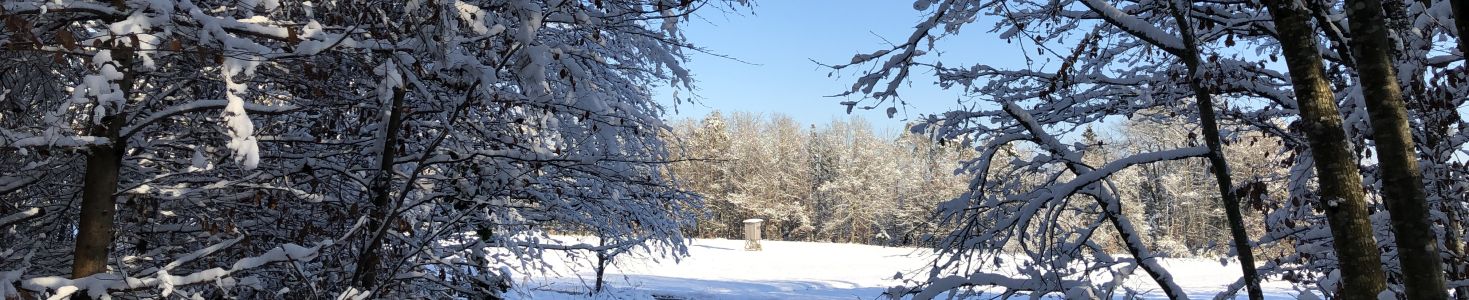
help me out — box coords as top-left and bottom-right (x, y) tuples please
(56, 30), (76, 50)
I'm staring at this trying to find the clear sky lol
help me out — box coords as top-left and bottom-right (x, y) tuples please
(654, 0), (1030, 132)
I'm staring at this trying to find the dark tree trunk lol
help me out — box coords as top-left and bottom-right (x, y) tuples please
(1343, 0), (1450, 298)
(1451, 2), (1469, 300)
(73, 118), (125, 280)
(1445, 3), (1469, 298)
(1262, 1), (1390, 299)
(594, 235), (609, 294)
(72, 37), (134, 282)
(1456, 0), (1469, 58)
(352, 86), (407, 290)
(1449, 208), (1469, 300)
(1168, 2), (1263, 299)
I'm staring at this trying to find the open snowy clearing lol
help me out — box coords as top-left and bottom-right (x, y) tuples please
(504, 238), (1317, 299)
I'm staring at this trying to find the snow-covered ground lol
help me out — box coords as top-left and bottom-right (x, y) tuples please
(506, 238), (1316, 299)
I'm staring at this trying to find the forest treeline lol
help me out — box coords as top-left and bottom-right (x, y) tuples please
(667, 111), (1284, 257)
(668, 112), (970, 245)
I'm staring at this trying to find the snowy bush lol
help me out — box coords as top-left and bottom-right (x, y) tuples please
(0, 0), (747, 298)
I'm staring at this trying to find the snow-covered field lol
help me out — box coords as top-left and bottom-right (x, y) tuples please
(506, 238), (1315, 299)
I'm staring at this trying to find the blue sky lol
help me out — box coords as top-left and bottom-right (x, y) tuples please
(654, 0), (1030, 132)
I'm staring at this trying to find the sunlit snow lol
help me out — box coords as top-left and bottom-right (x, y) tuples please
(510, 238), (1316, 299)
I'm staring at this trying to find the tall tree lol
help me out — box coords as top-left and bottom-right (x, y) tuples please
(832, 0), (1288, 297)
(1165, 1), (1263, 297)
(1448, 3), (1469, 298)
(1261, 1), (1388, 298)
(71, 26), (134, 283)
(1457, 1), (1469, 58)
(1342, 0), (1450, 297)
(350, 82), (406, 289)
(1, 0), (749, 298)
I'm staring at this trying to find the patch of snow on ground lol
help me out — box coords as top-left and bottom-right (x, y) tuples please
(507, 238), (1316, 299)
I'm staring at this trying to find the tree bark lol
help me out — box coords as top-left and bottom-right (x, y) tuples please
(72, 116), (125, 280)
(1451, 3), (1469, 298)
(1168, 2), (1263, 299)
(594, 235), (609, 294)
(1343, 0), (1449, 298)
(1452, 0), (1469, 60)
(72, 37), (134, 282)
(351, 86), (407, 290)
(1262, 1), (1390, 299)
(1448, 208), (1469, 300)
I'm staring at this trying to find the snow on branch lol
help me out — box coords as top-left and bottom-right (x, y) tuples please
(0, 1), (122, 18)
(121, 100), (301, 138)
(0, 135), (110, 149)
(16, 241), (319, 299)
(1040, 146), (1210, 204)
(998, 101), (1193, 299)
(494, 236), (651, 253)
(9, 217), (366, 298)
(0, 207), (41, 230)
(1077, 0), (1186, 55)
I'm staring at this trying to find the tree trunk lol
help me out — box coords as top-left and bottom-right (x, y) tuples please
(1448, 208), (1469, 300)
(1451, 4), (1469, 298)
(594, 235), (609, 294)
(1456, 0), (1469, 58)
(1343, 0), (1450, 298)
(351, 86), (407, 290)
(72, 119), (124, 280)
(1168, 3), (1263, 299)
(1262, 2), (1391, 299)
(72, 37), (134, 282)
